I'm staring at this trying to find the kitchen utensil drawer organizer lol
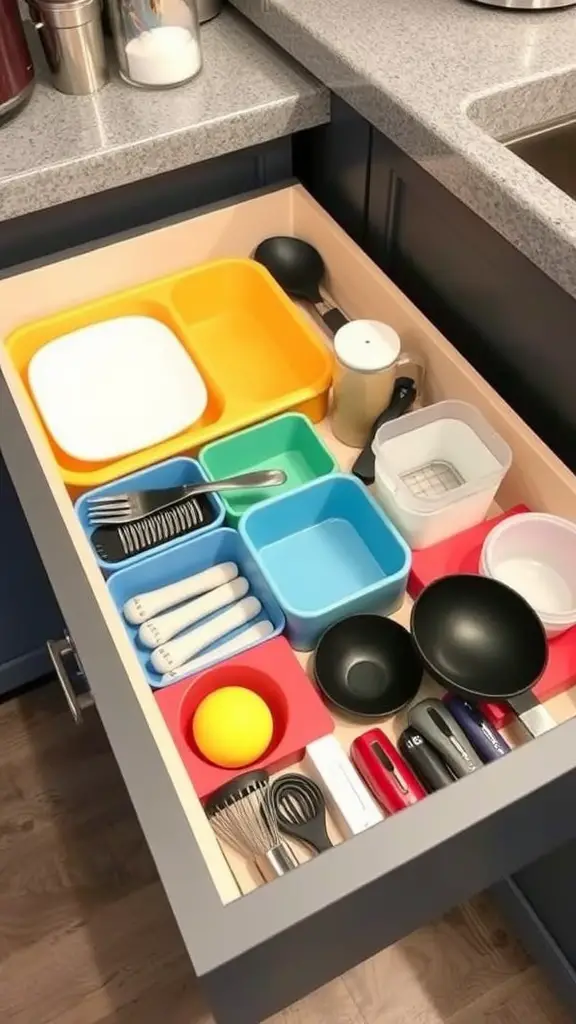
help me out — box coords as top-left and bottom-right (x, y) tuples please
(1, 186), (575, 1024)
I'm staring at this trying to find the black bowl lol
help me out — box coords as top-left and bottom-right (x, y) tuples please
(314, 614), (423, 718)
(411, 574), (548, 701)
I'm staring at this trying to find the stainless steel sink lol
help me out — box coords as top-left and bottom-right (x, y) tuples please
(503, 116), (576, 199)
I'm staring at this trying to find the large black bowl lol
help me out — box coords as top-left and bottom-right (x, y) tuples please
(411, 574), (548, 701)
(314, 614), (423, 718)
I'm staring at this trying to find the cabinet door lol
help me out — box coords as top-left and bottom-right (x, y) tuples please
(294, 96), (371, 246)
(513, 844), (576, 969)
(0, 456), (64, 692)
(493, 859), (576, 1017)
(366, 130), (576, 471)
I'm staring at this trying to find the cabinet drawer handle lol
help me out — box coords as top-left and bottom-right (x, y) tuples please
(47, 637), (93, 725)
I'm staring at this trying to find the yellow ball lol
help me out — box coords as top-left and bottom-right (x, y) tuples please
(192, 686), (274, 769)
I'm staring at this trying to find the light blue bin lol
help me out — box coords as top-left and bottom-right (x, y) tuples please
(75, 457), (225, 574)
(239, 473), (411, 651)
(107, 527), (285, 688)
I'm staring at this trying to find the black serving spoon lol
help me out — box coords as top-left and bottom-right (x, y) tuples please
(269, 774), (332, 854)
(253, 236), (348, 334)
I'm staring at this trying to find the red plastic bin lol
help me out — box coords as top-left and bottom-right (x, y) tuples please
(155, 636), (334, 800)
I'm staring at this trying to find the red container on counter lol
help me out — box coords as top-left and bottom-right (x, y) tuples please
(0, 0), (34, 125)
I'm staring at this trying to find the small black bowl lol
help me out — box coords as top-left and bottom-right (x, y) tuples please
(314, 614), (423, 718)
(411, 574), (548, 701)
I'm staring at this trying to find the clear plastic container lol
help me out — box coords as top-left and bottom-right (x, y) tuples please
(372, 400), (512, 549)
(480, 513), (576, 637)
(107, 0), (202, 88)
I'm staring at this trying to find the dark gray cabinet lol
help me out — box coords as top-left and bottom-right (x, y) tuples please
(294, 96), (371, 246)
(295, 97), (573, 468)
(297, 97), (576, 1016)
(0, 136), (292, 272)
(494, 865), (576, 1019)
(514, 844), (576, 966)
(0, 456), (64, 694)
(297, 96), (575, 469)
(365, 120), (576, 1015)
(365, 128), (576, 471)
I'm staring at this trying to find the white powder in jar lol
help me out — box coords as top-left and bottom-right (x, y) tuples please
(125, 26), (202, 87)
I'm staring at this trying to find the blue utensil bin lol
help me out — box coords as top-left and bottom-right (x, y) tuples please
(107, 527), (285, 688)
(240, 473), (411, 650)
(75, 457), (225, 574)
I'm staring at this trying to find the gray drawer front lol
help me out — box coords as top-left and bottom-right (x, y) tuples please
(203, 753), (576, 1023)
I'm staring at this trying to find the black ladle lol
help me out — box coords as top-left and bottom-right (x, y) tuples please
(253, 237), (348, 334)
(269, 774), (332, 854)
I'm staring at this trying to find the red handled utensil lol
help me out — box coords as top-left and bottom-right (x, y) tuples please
(350, 728), (426, 814)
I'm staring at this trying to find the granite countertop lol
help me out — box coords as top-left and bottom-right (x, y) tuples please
(232, 0), (576, 301)
(0, 9), (328, 222)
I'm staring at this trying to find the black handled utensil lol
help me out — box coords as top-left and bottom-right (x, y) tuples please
(269, 774), (332, 854)
(397, 727), (456, 792)
(443, 696), (511, 762)
(351, 377), (418, 484)
(253, 236), (348, 334)
(91, 493), (214, 563)
(408, 698), (484, 778)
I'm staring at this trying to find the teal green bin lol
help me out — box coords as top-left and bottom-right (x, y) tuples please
(199, 413), (338, 526)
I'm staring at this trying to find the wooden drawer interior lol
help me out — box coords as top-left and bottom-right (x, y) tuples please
(1, 185), (575, 910)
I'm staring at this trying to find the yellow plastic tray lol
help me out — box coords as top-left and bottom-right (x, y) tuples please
(5, 259), (333, 491)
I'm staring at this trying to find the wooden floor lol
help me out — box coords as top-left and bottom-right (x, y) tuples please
(0, 684), (571, 1024)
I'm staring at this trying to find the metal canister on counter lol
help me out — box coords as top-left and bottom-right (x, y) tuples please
(28, 0), (108, 95)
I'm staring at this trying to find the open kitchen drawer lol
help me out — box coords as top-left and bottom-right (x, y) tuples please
(1, 185), (576, 1024)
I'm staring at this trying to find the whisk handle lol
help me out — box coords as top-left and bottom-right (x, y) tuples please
(255, 844), (298, 881)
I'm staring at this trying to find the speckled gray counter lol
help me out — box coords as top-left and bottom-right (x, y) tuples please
(232, 0), (576, 301)
(0, 9), (328, 222)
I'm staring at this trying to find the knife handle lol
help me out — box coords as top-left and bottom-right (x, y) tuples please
(408, 698), (484, 778)
(443, 696), (511, 762)
(397, 727), (455, 793)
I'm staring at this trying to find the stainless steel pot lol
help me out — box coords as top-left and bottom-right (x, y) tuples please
(197, 0), (222, 22)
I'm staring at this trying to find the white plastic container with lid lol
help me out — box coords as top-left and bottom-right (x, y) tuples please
(480, 512), (576, 637)
(371, 400), (512, 549)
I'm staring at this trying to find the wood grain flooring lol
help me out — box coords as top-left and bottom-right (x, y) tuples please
(0, 683), (570, 1024)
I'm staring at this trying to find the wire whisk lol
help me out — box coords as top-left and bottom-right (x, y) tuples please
(206, 770), (298, 883)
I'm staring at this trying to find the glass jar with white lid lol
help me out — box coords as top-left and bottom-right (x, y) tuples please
(107, 0), (202, 88)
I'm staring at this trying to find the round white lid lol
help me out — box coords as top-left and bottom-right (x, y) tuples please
(333, 319), (401, 373)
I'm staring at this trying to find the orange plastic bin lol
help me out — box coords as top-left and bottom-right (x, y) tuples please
(5, 259), (333, 492)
